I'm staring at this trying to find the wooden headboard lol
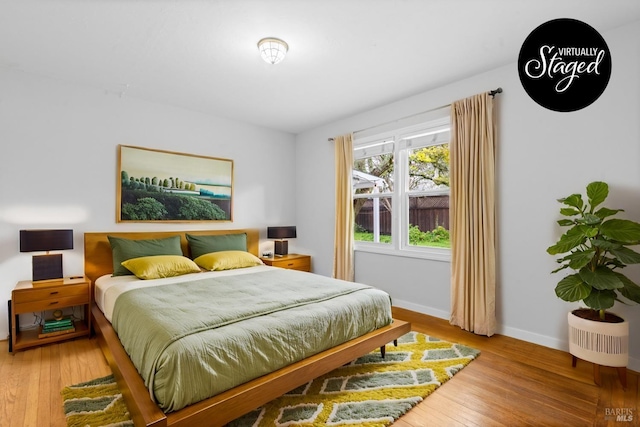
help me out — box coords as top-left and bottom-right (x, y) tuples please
(83, 229), (260, 284)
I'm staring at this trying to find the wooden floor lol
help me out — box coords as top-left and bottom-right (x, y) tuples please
(392, 308), (638, 427)
(0, 307), (637, 427)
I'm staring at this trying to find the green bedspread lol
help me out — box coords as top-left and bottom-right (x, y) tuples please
(111, 268), (392, 412)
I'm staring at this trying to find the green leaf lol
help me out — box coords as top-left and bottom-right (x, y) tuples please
(586, 181), (608, 211)
(555, 274), (591, 302)
(557, 219), (575, 226)
(581, 226), (599, 238)
(594, 207), (623, 219)
(547, 226), (587, 255)
(564, 249), (596, 270)
(560, 208), (580, 216)
(559, 194), (584, 210)
(610, 246), (640, 265)
(600, 219), (640, 243)
(551, 264), (570, 274)
(583, 289), (616, 310)
(613, 272), (640, 304)
(583, 213), (601, 225)
(591, 239), (621, 250)
(603, 257), (625, 269)
(579, 266), (624, 290)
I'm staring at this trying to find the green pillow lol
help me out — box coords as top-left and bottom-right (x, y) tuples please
(186, 233), (247, 259)
(108, 235), (183, 276)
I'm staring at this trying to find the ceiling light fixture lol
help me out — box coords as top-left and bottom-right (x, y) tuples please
(257, 37), (288, 65)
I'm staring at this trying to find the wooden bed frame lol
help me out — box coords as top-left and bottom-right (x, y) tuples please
(84, 229), (411, 427)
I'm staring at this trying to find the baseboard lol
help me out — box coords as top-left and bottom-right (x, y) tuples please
(392, 298), (449, 320)
(496, 324), (640, 373)
(392, 299), (640, 373)
(496, 324), (567, 352)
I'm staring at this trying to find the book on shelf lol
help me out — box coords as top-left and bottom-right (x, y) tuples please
(44, 317), (73, 328)
(43, 323), (75, 332)
(38, 326), (76, 339)
(43, 322), (73, 331)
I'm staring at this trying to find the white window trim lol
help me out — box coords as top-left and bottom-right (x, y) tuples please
(353, 114), (451, 263)
(354, 241), (452, 262)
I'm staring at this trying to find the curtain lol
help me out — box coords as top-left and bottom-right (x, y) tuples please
(333, 133), (355, 281)
(449, 92), (497, 336)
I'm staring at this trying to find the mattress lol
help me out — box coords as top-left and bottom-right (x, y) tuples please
(95, 266), (393, 413)
(95, 265), (274, 322)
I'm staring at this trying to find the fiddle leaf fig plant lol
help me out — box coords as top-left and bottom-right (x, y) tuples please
(547, 181), (640, 320)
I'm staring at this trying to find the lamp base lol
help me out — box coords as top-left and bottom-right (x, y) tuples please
(274, 240), (289, 257)
(32, 254), (64, 282)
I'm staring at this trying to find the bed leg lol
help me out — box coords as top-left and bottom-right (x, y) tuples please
(380, 340), (398, 359)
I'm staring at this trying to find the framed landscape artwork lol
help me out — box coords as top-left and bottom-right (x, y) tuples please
(117, 145), (233, 222)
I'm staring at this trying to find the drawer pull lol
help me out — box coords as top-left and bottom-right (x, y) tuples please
(50, 291), (59, 295)
(287, 263), (294, 266)
(49, 301), (59, 306)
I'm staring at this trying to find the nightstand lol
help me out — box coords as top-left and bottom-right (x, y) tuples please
(261, 254), (311, 272)
(10, 276), (92, 352)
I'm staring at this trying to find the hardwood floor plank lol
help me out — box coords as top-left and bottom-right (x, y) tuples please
(23, 347), (41, 427)
(395, 400), (468, 427)
(409, 390), (507, 427)
(0, 341), (18, 426)
(37, 345), (52, 427)
(49, 344), (66, 427)
(7, 352), (26, 427)
(0, 307), (637, 426)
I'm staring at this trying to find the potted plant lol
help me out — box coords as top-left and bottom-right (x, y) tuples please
(547, 181), (640, 379)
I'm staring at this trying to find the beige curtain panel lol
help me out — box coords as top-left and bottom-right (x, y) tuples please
(333, 133), (355, 281)
(449, 92), (497, 337)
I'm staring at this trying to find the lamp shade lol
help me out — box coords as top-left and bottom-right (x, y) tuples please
(267, 226), (297, 240)
(20, 229), (74, 252)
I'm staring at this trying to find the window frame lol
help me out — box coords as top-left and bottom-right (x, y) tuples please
(353, 117), (452, 262)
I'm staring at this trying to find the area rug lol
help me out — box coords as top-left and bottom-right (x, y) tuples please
(61, 375), (133, 427)
(61, 332), (479, 427)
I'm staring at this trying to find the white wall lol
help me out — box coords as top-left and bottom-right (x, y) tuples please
(295, 20), (640, 371)
(0, 69), (297, 338)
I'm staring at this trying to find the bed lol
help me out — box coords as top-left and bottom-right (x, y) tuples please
(85, 229), (410, 427)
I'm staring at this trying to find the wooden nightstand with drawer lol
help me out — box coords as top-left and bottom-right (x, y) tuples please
(10, 276), (92, 352)
(261, 254), (311, 272)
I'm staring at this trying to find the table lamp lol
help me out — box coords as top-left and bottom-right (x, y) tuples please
(267, 226), (296, 256)
(20, 229), (73, 282)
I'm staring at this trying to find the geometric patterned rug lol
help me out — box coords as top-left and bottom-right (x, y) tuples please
(61, 332), (479, 427)
(227, 332), (480, 426)
(61, 375), (133, 427)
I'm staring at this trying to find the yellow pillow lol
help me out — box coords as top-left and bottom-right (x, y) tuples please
(194, 250), (263, 271)
(121, 255), (201, 280)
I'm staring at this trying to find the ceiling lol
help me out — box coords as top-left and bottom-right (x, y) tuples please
(1, 1), (640, 134)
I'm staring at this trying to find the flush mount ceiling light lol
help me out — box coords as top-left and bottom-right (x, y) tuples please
(258, 37), (289, 65)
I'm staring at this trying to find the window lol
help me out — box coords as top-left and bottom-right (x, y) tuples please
(353, 140), (394, 245)
(353, 115), (451, 260)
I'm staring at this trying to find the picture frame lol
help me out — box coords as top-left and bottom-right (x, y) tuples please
(117, 145), (233, 222)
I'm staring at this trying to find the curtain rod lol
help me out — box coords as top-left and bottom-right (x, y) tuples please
(489, 87), (503, 97)
(328, 87), (502, 142)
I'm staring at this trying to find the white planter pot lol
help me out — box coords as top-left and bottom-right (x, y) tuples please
(568, 311), (629, 367)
